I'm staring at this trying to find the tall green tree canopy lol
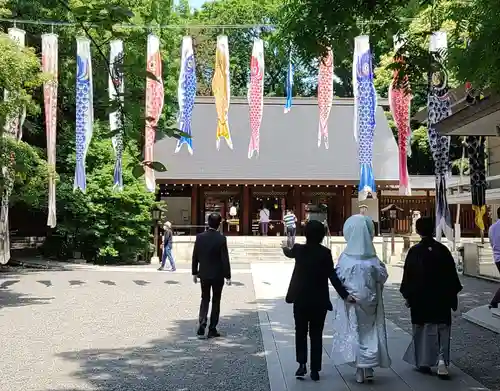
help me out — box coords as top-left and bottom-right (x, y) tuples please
(278, 0), (500, 93)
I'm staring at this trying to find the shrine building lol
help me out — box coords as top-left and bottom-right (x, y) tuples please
(153, 96), (476, 236)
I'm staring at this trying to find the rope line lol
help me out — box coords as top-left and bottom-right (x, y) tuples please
(0, 17), (428, 31)
(0, 18), (274, 30)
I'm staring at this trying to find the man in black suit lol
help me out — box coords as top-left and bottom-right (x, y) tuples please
(283, 220), (355, 382)
(192, 213), (231, 338)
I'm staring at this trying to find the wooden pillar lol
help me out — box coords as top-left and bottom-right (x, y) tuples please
(242, 186), (251, 235)
(344, 186), (352, 221)
(191, 185), (199, 234)
(286, 186), (294, 210)
(294, 187), (302, 233)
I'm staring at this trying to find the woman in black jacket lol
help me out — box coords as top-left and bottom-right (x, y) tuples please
(283, 220), (355, 382)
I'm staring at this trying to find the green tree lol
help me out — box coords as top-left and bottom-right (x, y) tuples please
(3, 0), (184, 262)
(41, 123), (155, 263)
(0, 31), (47, 205)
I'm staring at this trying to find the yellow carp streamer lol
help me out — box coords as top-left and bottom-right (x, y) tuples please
(212, 35), (233, 150)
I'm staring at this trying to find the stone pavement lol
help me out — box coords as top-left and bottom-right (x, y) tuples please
(0, 263), (496, 391)
(0, 269), (268, 391)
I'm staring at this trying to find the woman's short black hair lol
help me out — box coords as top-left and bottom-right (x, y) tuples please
(304, 220), (325, 244)
(207, 213), (222, 229)
(416, 216), (434, 237)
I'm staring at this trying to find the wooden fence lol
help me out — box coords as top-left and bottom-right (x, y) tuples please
(379, 195), (485, 236)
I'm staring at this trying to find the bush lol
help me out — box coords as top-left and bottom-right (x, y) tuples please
(42, 126), (157, 264)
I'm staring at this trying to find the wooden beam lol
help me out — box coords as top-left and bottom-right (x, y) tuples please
(156, 179), (400, 186)
(294, 187), (302, 233)
(191, 185), (199, 233)
(344, 186), (352, 222)
(242, 185), (251, 235)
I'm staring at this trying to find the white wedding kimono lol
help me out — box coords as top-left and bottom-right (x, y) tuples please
(330, 254), (391, 369)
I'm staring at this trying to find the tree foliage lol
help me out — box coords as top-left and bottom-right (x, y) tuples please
(3, 0), (180, 262)
(278, 0), (476, 174)
(41, 123), (155, 263)
(0, 29), (46, 205)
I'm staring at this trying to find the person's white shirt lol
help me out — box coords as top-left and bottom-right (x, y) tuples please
(259, 208), (270, 223)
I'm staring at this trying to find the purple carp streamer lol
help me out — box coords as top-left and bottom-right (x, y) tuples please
(353, 35), (377, 201)
(74, 37), (94, 193)
(42, 33), (59, 227)
(284, 51), (294, 113)
(175, 36), (197, 155)
(1, 27), (26, 265)
(427, 32), (453, 241)
(109, 39), (125, 190)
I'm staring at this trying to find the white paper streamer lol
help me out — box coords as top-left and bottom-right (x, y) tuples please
(42, 33), (59, 227)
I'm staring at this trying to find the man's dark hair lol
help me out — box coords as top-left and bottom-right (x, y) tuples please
(416, 216), (434, 237)
(304, 220), (325, 245)
(208, 213), (222, 230)
(497, 207), (500, 219)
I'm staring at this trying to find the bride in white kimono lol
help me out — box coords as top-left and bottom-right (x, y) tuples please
(330, 214), (391, 383)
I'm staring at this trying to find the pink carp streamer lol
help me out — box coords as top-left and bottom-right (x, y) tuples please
(144, 34), (164, 192)
(388, 37), (412, 196)
(317, 48), (334, 149)
(247, 39), (264, 159)
(42, 33), (59, 227)
(1, 27), (26, 265)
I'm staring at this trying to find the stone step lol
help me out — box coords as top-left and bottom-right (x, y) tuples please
(463, 304), (500, 334)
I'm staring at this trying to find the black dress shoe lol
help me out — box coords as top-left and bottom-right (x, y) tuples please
(310, 371), (320, 381)
(196, 326), (205, 337)
(417, 366), (432, 374)
(295, 364), (307, 378)
(207, 329), (221, 338)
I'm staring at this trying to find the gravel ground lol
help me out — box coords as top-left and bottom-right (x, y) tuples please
(384, 265), (500, 391)
(0, 269), (269, 391)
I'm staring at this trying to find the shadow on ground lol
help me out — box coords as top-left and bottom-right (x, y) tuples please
(0, 288), (54, 309)
(43, 300), (280, 391)
(0, 276), (54, 309)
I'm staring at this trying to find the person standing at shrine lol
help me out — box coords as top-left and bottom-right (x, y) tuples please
(283, 209), (297, 247)
(259, 205), (270, 236)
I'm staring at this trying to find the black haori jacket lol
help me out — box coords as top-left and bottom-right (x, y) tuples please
(400, 237), (463, 325)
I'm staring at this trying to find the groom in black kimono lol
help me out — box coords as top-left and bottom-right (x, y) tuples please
(400, 217), (462, 378)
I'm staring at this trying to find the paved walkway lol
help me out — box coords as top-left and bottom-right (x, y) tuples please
(251, 263), (490, 391)
(0, 262), (495, 391)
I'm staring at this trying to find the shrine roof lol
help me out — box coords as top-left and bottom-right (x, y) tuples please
(154, 97), (399, 183)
